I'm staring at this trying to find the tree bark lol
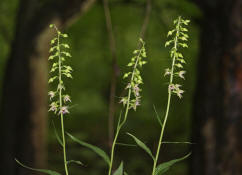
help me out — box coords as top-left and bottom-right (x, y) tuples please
(0, 0), (95, 175)
(192, 0), (242, 174)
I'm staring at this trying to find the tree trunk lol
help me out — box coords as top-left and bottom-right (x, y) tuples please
(192, 0), (242, 174)
(0, 0), (95, 175)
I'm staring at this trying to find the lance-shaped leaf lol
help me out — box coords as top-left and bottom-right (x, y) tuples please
(51, 121), (63, 146)
(161, 141), (195, 144)
(113, 162), (123, 175)
(155, 152), (191, 175)
(15, 159), (61, 175)
(67, 133), (110, 165)
(153, 105), (163, 127)
(67, 160), (84, 166)
(127, 133), (154, 160)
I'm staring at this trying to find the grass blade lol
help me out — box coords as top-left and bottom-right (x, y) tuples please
(15, 159), (61, 175)
(127, 133), (154, 160)
(67, 132), (110, 165)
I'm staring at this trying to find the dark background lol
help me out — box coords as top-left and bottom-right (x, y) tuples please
(0, 0), (241, 175)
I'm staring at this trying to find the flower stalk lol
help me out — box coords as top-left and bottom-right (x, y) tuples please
(108, 38), (147, 175)
(48, 24), (73, 175)
(151, 16), (190, 175)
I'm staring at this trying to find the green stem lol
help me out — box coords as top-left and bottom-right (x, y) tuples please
(151, 16), (181, 175)
(57, 28), (69, 175)
(108, 80), (131, 175)
(108, 49), (141, 175)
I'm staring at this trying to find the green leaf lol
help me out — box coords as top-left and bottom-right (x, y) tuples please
(67, 133), (110, 165)
(124, 172), (128, 175)
(153, 105), (162, 127)
(113, 162), (123, 175)
(15, 159), (61, 175)
(51, 121), (63, 146)
(117, 110), (123, 129)
(67, 160), (84, 166)
(155, 152), (191, 175)
(162, 141), (195, 144)
(116, 142), (137, 147)
(126, 133), (154, 160)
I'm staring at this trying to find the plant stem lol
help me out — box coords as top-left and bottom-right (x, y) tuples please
(151, 16), (181, 175)
(108, 78), (131, 175)
(57, 29), (69, 175)
(108, 50), (141, 175)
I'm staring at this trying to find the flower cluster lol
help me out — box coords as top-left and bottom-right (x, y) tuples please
(164, 17), (190, 98)
(48, 24), (72, 115)
(120, 38), (147, 110)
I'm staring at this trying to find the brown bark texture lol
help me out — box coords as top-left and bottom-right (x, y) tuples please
(192, 0), (242, 175)
(0, 0), (95, 175)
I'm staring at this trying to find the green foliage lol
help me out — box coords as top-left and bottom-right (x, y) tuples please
(66, 160), (84, 166)
(153, 105), (163, 127)
(67, 133), (111, 166)
(113, 162), (124, 175)
(15, 159), (61, 175)
(52, 121), (63, 146)
(155, 153), (191, 175)
(127, 133), (154, 160)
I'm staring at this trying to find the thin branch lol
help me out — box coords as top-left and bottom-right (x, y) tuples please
(103, 0), (120, 147)
(139, 0), (151, 40)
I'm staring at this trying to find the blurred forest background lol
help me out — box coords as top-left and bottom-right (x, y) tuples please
(0, 0), (241, 175)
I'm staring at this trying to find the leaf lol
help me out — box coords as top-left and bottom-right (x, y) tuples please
(15, 159), (61, 175)
(155, 152), (191, 175)
(162, 141), (195, 144)
(126, 133), (154, 160)
(153, 105), (162, 127)
(67, 133), (110, 165)
(117, 110), (123, 129)
(67, 160), (84, 166)
(116, 142), (137, 147)
(113, 162), (123, 175)
(124, 172), (128, 175)
(51, 121), (63, 146)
